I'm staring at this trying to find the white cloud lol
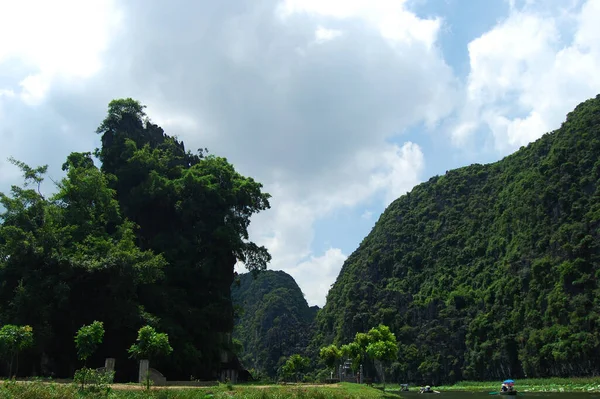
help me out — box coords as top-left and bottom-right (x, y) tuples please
(361, 210), (373, 220)
(78, 0), (452, 306)
(454, 0), (600, 152)
(315, 26), (343, 43)
(289, 248), (348, 307)
(242, 141), (425, 306)
(277, 0), (441, 49)
(0, 0), (121, 104)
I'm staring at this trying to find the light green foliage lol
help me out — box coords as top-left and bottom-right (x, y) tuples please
(128, 325), (173, 361)
(340, 342), (362, 370)
(75, 321), (104, 363)
(319, 344), (342, 370)
(281, 354), (310, 382)
(365, 325), (398, 363)
(335, 325), (398, 387)
(0, 324), (33, 377)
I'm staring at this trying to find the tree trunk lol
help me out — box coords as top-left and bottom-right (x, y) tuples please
(374, 360), (385, 389)
(8, 351), (14, 378)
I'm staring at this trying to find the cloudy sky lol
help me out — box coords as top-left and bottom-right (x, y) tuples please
(1, 0), (599, 307)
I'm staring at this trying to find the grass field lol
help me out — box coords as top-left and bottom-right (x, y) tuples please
(0, 380), (402, 399)
(5, 377), (600, 398)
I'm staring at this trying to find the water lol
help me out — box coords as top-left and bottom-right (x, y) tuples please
(399, 393), (600, 399)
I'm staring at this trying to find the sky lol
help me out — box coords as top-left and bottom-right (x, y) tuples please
(1, 0), (600, 307)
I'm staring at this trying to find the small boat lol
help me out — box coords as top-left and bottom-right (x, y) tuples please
(499, 379), (517, 395)
(419, 386), (441, 394)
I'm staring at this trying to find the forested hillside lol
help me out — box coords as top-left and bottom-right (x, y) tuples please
(231, 271), (318, 379)
(314, 95), (600, 383)
(0, 99), (270, 380)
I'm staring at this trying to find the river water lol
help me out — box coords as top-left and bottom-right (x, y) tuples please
(399, 392), (600, 399)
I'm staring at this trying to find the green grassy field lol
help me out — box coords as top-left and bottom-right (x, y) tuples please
(5, 377), (600, 398)
(0, 380), (402, 399)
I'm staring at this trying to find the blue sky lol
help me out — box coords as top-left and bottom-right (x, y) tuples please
(1, 0), (599, 307)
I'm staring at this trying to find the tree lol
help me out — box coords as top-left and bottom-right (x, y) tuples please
(75, 321), (104, 366)
(0, 155), (166, 377)
(281, 354), (310, 382)
(74, 321), (105, 389)
(0, 324), (33, 378)
(319, 344), (342, 372)
(365, 325), (398, 389)
(128, 325), (173, 361)
(129, 325), (173, 390)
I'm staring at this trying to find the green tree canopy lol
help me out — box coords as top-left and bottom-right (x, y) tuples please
(319, 344), (342, 370)
(128, 325), (173, 361)
(0, 324), (33, 377)
(75, 321), (105, 364)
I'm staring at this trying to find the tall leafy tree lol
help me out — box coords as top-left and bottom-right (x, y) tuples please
(0, 153), (165, 376)
(365, 325), (398, 388)
(0, 324), (33, 377)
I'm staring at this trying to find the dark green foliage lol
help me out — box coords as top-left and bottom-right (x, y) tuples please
(314, 94), (600, 383)
(0, 98), (270, 380)
(0, 153), (165, 377)
(231, 271), (318, 379)
(95, 98), (271, 379)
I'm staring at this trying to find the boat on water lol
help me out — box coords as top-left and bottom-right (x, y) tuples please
(419, 386), (441, 394)
(500, 379), (517, 395)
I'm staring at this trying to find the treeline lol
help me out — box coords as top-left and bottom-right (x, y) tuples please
(313, 94), (600, 383)
(0, 99), (270, 381)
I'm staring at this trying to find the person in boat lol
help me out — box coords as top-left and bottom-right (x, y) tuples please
(501, 384), (508, 392)
(420, 386), (432, 393)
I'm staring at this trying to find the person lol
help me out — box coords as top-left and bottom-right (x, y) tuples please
(501, 384), (508, 392)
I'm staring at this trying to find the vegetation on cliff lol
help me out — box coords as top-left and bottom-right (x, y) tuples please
(314, 94), (600, 383)
(231, 270), (318, 379)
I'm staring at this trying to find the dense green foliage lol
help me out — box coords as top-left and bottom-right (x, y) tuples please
(281, 354), (311, 382)
(75, 321), (104, 364)
(0, 99), (270, 380)
(314, 95), (600, 383)
(0, 324), (33, 377)
(128, 325), (173, 361)
(231, 271), (318, 379)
